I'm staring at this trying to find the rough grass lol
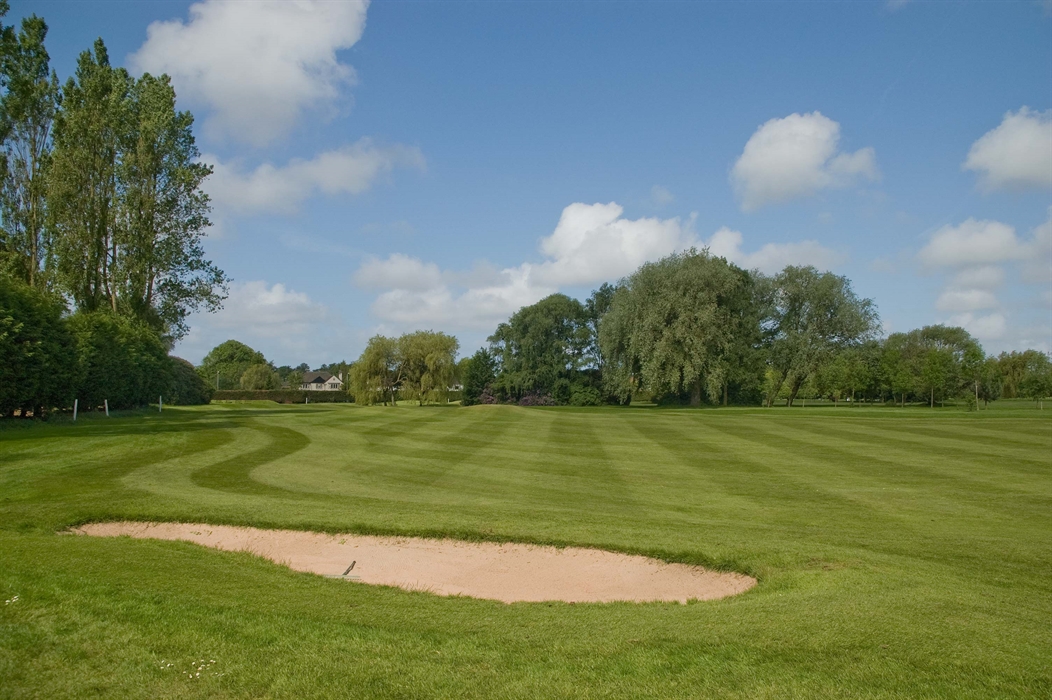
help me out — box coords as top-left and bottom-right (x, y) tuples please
(0, 401), (1049, 699)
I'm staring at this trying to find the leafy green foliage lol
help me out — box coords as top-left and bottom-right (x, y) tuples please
(166, 356), (212, 405)
(601, 250), (759, 406)
(0, 275), (75, 415)
(461, 348), (496, 406)
(765, 266), (879, 406)
(488, 293), (589, 401)
(67, 311), (170, 409)
(196, 340), (266, 392)
(349, 335), (402, 406)
(350, 332), (459, 405)
(0, 13), (59, 289)
(239, 363), (280, 390)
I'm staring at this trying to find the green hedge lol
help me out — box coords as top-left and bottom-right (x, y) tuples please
(212, 390), (353, 403)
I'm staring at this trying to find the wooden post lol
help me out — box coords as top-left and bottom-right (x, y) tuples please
(73, 399), (78, 422)
(104, 400), (109, 417)
(159, 396), (162, 412)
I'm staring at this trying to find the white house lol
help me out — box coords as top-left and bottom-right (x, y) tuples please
(301, 371), (344, 391)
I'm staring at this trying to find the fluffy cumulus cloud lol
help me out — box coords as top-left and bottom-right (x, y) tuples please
(704, 227), (843, 274)
(355, 202), (846, 332)
(175, 281), (347, 364)
(731, 112), (879, 211)
(917, 219), (1024, 268)
(204, 139), (425, 215)
(964, 108), (1052, 191)
(129, 0), (369, 146)
(917, 214), (1052, 344)
(532, 202), (697, 287)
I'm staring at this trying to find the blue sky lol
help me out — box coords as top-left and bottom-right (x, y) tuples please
(15, 0), (1052, 365)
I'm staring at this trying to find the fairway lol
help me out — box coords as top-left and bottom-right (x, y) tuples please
(1, 403), (1050, 698)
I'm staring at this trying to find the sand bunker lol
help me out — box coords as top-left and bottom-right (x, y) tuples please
(74, 522), (755, 604)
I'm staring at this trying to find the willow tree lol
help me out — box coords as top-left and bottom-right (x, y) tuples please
(398, 331), (459, 405)
(600, 249), (761, 406)
(349, 335), (402, 405)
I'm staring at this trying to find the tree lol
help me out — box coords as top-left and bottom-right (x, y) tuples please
(998, 350), (1048, 398)
(47, 39), (126, 316)
(0, 13), (59, 289)
(398, 331), (458, 405)
(600, 250), (759, 406)
(47, 39), (225, 341)
(240, 363), (280, 390)
(110, 72), (225, 340)
(977, 356), (1002, 407)
(489, 293), (589, 401)
(349, 335), (401, 405)
(765, 266), (879, 407)
(584, 282), (616, 371)
(462, 348), (497, 406)
(197, 339), (265, 391)
(1018, 352), (1052, 407)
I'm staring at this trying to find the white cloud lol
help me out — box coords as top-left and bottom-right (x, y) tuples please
(532, 202), (696, 287)
(1022, 210), (1052, 285)
(204, 139), (425, 215)
(917, 218), (1024, 268)
(650, 185), (675, 206)
(731, 112), (879, 211)
(947, 312), (1008, 341)
(950, 265), (1004, 290)
(936, 289), (999, 313)
(354, 254), (443, 292)
(355, 202), (846, 332)
(964, 108), (1052, 191)
(705, 227), (844, 274)
(130, 0), (369, 146)
(355, 202), (696, 330)
(207, 281), (329, 337)
(174, 280), (354, 364)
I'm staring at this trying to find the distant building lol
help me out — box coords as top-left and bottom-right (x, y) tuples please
(300, 371), (344, 391)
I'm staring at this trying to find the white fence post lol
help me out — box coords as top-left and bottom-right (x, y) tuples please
(73, 399), (78, 422)
(104, 400), (109, 417)
(159, 395), (162, 413)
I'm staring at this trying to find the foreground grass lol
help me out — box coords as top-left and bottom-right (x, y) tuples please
(0, 401), (1049, 698)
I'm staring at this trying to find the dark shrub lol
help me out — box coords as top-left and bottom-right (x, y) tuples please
(0, 277), (77, 417)
(68, 312), (170, 410)
(168, 357), (214, 405)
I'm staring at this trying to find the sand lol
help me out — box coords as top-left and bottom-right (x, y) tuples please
(74, 522), (756, 604)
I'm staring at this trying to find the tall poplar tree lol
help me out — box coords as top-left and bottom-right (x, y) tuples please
(0, 12), (59, 289)
(48, 39), (225, 340)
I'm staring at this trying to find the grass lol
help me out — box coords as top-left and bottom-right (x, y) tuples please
(0, 401), (1049, 698)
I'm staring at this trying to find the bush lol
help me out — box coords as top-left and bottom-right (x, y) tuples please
(569, 385), (603, 406)
(517, 392), (555, 406)
(212, 390), (353, 403)
(0, 277), (77, 416)
(168, 357), (214, 405)
(68, 312), (170, 410)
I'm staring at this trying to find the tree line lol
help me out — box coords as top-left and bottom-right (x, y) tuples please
(458, 250), (1052, 409)
(0, 5), (225, 417)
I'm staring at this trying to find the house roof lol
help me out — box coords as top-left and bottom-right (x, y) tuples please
(302, 372), (340, 384)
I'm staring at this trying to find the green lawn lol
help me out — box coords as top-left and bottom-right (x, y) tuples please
(1, 402), (1049, 698)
